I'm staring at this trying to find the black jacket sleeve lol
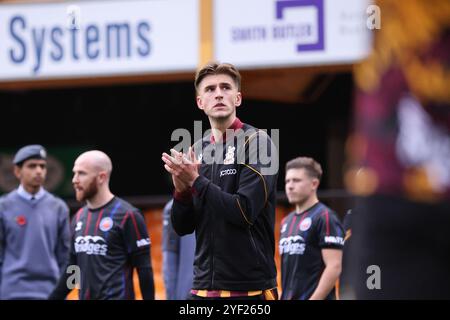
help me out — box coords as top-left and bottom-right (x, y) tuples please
(171, 198), (195, 236)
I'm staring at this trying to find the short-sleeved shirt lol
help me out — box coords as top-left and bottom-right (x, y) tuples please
(279, 202), (344, 300)
(70, 196), (151, 300)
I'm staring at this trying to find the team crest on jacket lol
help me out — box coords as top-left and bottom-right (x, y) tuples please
(224, 146), (235, 165)
(299, 217), (312, 231)
(99, 217), (113, 232)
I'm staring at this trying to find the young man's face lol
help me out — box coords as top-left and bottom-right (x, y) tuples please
(285, 168), (318, 206)
(14, 159), (47, 189)
(196, 74), (242, 121)
(72, 159), (99, 202)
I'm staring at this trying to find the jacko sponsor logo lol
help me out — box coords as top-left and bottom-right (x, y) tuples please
(220, 168), (237, 177)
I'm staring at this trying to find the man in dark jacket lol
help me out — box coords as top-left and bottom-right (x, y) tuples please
(162, 62), (279, 300)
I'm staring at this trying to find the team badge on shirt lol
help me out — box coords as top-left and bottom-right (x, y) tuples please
(224, 146), (235, 165)
(299, 217), (312, 231)
(99, 217), (114, 232)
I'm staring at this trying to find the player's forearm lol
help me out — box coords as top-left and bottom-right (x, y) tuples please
(48, 271), (72, 300)
(137, 266), (155, 300)
(309, 263), (342, 300)
(49, 253), (77, 300)
(131, 249), (155, 300)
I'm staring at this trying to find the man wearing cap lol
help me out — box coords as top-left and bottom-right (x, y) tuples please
(0, 145), (70, 299)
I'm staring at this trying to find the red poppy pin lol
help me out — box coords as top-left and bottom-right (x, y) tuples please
(16, 215), (27, 226)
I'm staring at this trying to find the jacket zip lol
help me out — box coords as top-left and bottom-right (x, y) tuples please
(248, 228), (260, 265)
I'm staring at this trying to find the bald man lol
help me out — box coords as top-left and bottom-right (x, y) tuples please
(49, 151), (155, 300)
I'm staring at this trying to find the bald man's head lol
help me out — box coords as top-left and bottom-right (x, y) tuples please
(75, 150), (113, 177)
(72, 150), (113, 202)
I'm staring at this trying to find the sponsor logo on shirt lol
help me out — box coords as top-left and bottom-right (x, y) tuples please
(279, 235), (306, 255)
(220, 168), (237, 177)
(324, 236), (344, 245)
(99, 217), (113, 232)
(75, 236), (108, 255)
(136, 238), (151, 248)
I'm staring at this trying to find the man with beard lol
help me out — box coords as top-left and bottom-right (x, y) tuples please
(0, 145), (70, 299)
(279, 157), (344, 300)
(49, 150), (155, 300)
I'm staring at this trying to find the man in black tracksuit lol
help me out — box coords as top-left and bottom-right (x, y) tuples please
(162, 62), (278, 300)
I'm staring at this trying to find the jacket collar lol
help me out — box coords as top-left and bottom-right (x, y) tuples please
(210, 117), (244, 144)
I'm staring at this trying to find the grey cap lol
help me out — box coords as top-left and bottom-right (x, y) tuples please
(13, 145), (47, 165)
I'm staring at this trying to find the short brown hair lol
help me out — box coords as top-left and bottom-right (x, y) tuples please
(285, 157), (323, 181)
(194, 62), (241, 92)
